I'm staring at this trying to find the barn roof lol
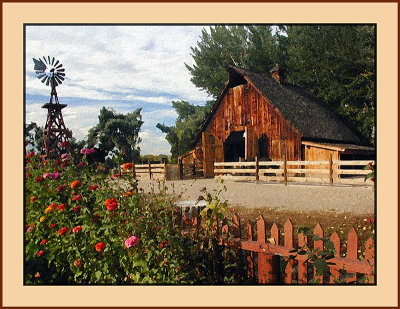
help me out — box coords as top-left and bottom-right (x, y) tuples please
(193, 66), (363, 146)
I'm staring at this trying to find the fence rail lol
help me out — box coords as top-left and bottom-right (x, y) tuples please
(119, 163), (167, 180)
(175, 207), (375, 284)
(215, 157), (375, 186)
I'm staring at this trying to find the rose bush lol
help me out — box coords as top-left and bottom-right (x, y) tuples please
(24, 151), (238, 284)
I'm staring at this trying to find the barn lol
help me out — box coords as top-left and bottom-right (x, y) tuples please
(183, 65), (375, 177)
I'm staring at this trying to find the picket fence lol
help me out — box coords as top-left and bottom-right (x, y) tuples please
(174, 207), (375, 284)
(214, 158), (374, 186)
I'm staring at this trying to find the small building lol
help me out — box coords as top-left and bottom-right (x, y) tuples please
(184, 65), (375, 177)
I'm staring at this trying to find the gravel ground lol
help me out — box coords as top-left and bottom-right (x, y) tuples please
(137, 178), (375, 215)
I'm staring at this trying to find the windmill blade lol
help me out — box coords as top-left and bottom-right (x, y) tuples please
(56, 72), (65, 77)
(54, 75), (63, 85)
(54, 60), (59, 67)
(51, 57), (55, 65)
(57, 75), (65, 81)
(45, 78), (51, 86)
(41, 75), (48, 83)
(36, 73), (46, 79)
(42, 56), (48, 64)
(48, 56), (51, 64)
(55, 63), (63, 69)
(56, 68), (65, 73)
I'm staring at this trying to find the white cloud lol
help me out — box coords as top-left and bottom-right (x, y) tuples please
(26, 25), (214, 155)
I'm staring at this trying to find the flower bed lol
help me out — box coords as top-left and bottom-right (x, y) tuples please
(25, 151), (235, 284)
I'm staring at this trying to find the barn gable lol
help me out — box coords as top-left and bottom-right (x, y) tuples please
(194, 66), (362, 146)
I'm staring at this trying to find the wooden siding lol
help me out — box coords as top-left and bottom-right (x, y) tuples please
(200, 83), (302, 161)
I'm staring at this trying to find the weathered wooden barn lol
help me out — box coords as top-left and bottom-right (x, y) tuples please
(184, 65), (374, 177)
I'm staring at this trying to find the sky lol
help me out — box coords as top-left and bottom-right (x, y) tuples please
(25, 25), (212, 155)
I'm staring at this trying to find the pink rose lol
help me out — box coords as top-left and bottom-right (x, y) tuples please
(124, 236), (139, 248)
(72, 225), (82, 234)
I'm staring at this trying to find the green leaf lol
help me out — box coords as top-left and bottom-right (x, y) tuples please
(314, 258), (329, 277)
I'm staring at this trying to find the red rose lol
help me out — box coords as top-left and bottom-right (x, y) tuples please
(57, 204), (66, 212)
(40, 239), (47, 245)
(74, 259), (83, 268)
(49, 223), (56, 228)
(91, 214), (100, 223)
(95, 242), (105, 252)
(57, 185), (66, 192)
(35, 176), (44, 183)
(104, 198), (118, 211)
(72, 225), (82, 234)
(73, 205), (81, 213)
(58, 227), (69, 236)
(72, 194), (82, 201)
(89, 185), (99, 191)
(37, 250), (44, 257)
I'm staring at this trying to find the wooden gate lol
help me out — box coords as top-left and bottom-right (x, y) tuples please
(202, 132), (223, 177)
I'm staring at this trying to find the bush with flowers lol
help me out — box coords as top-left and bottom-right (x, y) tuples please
(24, 150), (241, 284)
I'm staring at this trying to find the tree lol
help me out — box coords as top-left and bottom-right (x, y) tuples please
(186, 25), (279, 98)
(87, 107), (143, 163)
(157, 100), (211, 161)
(25, 122), (43, 152)
(282, 25), (375, 144)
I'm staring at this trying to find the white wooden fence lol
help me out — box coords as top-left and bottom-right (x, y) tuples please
(214, 159), (374, 186)
(120, 163), (167, 180)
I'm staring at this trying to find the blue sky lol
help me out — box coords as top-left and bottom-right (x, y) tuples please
(25, 25), (212, 155)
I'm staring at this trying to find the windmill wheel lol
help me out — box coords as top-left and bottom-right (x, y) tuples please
(33, 56), (66, 87)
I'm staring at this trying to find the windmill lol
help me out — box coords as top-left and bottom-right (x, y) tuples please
(33, 56), (70, 159)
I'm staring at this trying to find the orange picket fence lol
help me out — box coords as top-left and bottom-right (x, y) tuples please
(175, 207), (375, 284)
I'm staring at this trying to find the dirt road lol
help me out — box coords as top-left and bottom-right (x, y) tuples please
(137, 178), (374, 215)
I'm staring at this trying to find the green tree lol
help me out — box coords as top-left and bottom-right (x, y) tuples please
(157, 100), (211, 161)
(87, 107), (143, 163)
(186, 25), (279, 98)
(282, 25), (375, 144)
(25, 122), (43, 152)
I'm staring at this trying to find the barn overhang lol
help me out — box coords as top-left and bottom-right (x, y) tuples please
(302, 141), (375, 154)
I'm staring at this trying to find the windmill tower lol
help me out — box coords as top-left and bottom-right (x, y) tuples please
(33, 56), (70, 159)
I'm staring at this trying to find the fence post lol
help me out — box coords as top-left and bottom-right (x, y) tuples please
(164, 161), (168, 180)
(255, 156), (259, 182)
(283, 153), (287, 186)
(329, 153), (333, 186)
(132, 162), (136, 178)
(177, 158), (182, 180)
(148, 161), (152, 179)
(193, 159), (196, 177)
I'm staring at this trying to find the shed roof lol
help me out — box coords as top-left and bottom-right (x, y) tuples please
(193, 66), (363, 146)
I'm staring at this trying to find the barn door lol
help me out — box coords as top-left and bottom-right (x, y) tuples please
(202, 132), (222, 177)
(245, 126), (259, 160)
(272, 140), (285, 161)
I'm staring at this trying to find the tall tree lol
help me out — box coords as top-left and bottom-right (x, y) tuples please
(186, 25), (279, 98)
(157, 100), (211, 161)
(282, 25), (375, 144)
(87, 107), (143, 162)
